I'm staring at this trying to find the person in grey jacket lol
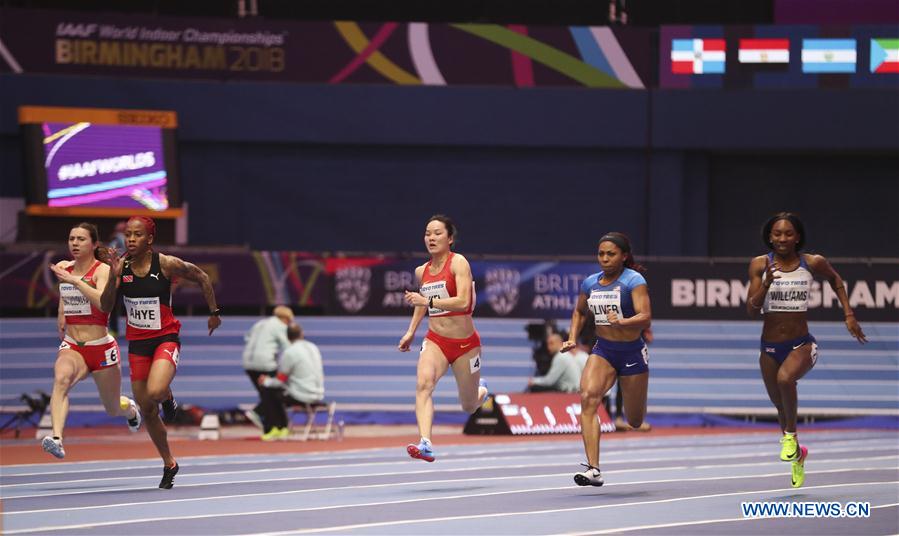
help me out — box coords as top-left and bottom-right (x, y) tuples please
(527, 330), (581, 393)
(242, 305), (293, 439)
(259, 322), (325, 435)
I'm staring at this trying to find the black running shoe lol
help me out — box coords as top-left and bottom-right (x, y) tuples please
(161, 396), (180, 424)
(159, 462), (179, 489)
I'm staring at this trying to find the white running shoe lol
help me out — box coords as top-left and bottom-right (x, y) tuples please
(574, 464), (604, 487)
(41, 436), (65, 459)
(122, 397), (142, 432)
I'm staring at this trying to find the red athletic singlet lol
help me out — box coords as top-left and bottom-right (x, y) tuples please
(61, 260), (109, 326)
(419, 252), (475, 317)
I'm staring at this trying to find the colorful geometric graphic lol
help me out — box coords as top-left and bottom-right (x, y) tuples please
(330, 21), (645, 88)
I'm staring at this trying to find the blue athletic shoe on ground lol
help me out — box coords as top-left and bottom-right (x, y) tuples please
(406, 440), (435, 462)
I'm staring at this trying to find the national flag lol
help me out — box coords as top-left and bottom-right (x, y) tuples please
(870, 38), (899, 73)
(671, 38), (726, 74)
(801, 39), (857, 73)
(123, 275), (133, 283)
(739, 38), (790, 64)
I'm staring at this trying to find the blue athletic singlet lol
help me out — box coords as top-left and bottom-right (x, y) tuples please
(581, 268), (647, 325)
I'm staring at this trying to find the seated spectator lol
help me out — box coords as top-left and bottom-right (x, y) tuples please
(527, 330), (580, 393)
(259, 322), (325, 439)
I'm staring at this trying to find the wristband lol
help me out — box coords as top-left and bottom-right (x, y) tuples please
(210, 307), (223, 317)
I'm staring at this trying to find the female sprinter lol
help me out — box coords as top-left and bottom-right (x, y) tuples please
(42, 223), (141, 458)
(100, 216), (221, 488)
(746, 212), (866, 488)
(398, 215), (488, 462)
(561, 232), (651, 487)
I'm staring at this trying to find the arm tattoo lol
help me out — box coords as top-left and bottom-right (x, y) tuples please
(166, 256), (218, 309)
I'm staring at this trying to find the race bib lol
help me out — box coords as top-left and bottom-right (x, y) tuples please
(103, 344), (120, 366)
(420, 280), (451, 316)
(469, 354), (481, 374)
(587, 289), (621, 326)
(764, 277), (811, 313)
(60, 283), (91, 316)
(124, 296), (162, 330)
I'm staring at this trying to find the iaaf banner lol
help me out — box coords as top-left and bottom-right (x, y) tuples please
(330, 257), (899, 322)
(0, 7), (651, 88)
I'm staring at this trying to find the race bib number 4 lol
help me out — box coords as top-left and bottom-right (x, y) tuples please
(124, 296), (162, 330)
(587, 289), (621, 326)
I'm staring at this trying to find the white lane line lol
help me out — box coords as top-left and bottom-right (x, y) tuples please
(4, 440), (892, 494)
(5, 459), (897, 518)
(3, 472), (896, 534)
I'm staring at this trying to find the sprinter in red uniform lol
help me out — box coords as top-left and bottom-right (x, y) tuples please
(100, 216), (221, 489)
(42, 223), (141, 459)
(398, 215), (488, 462)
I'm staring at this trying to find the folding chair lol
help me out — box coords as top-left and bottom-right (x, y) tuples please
(288, 400), (337, 441)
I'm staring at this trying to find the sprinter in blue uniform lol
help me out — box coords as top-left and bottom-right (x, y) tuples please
(562, 232), (652, 487)
(746, 212), (866, 488)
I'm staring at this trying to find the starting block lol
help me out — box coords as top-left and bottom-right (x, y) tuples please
(197, 413), (220, 440)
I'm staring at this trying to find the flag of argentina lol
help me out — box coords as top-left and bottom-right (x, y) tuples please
(801, 39), (857, 73)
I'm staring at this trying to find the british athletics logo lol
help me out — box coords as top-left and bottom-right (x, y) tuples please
(671, 38), (726, 74)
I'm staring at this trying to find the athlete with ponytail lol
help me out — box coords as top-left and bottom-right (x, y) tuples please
(42, 223), (141, 459)
(561, 232), (652, 487)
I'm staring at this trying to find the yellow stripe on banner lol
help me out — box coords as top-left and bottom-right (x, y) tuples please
(27, 258), (51, 309)
(333, 22), (421, 85)
(19, 106), (178, 127)
(298, 258), (323, 306)
(43, 122), (89, 144)
(251, 252), (277, 305)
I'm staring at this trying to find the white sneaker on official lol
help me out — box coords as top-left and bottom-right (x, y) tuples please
(41, 436), (65, 459)
(574, 464), (604, 487)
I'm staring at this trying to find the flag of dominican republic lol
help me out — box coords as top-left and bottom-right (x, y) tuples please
(801, 39), (857, 73)
(870, 38), (899, 73)
(738, 39), (790, 64)
(671, 39), (726, 74)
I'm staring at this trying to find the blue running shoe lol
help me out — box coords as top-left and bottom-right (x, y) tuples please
(406, 440), (435, 462)
(478, 378), (489, 405)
